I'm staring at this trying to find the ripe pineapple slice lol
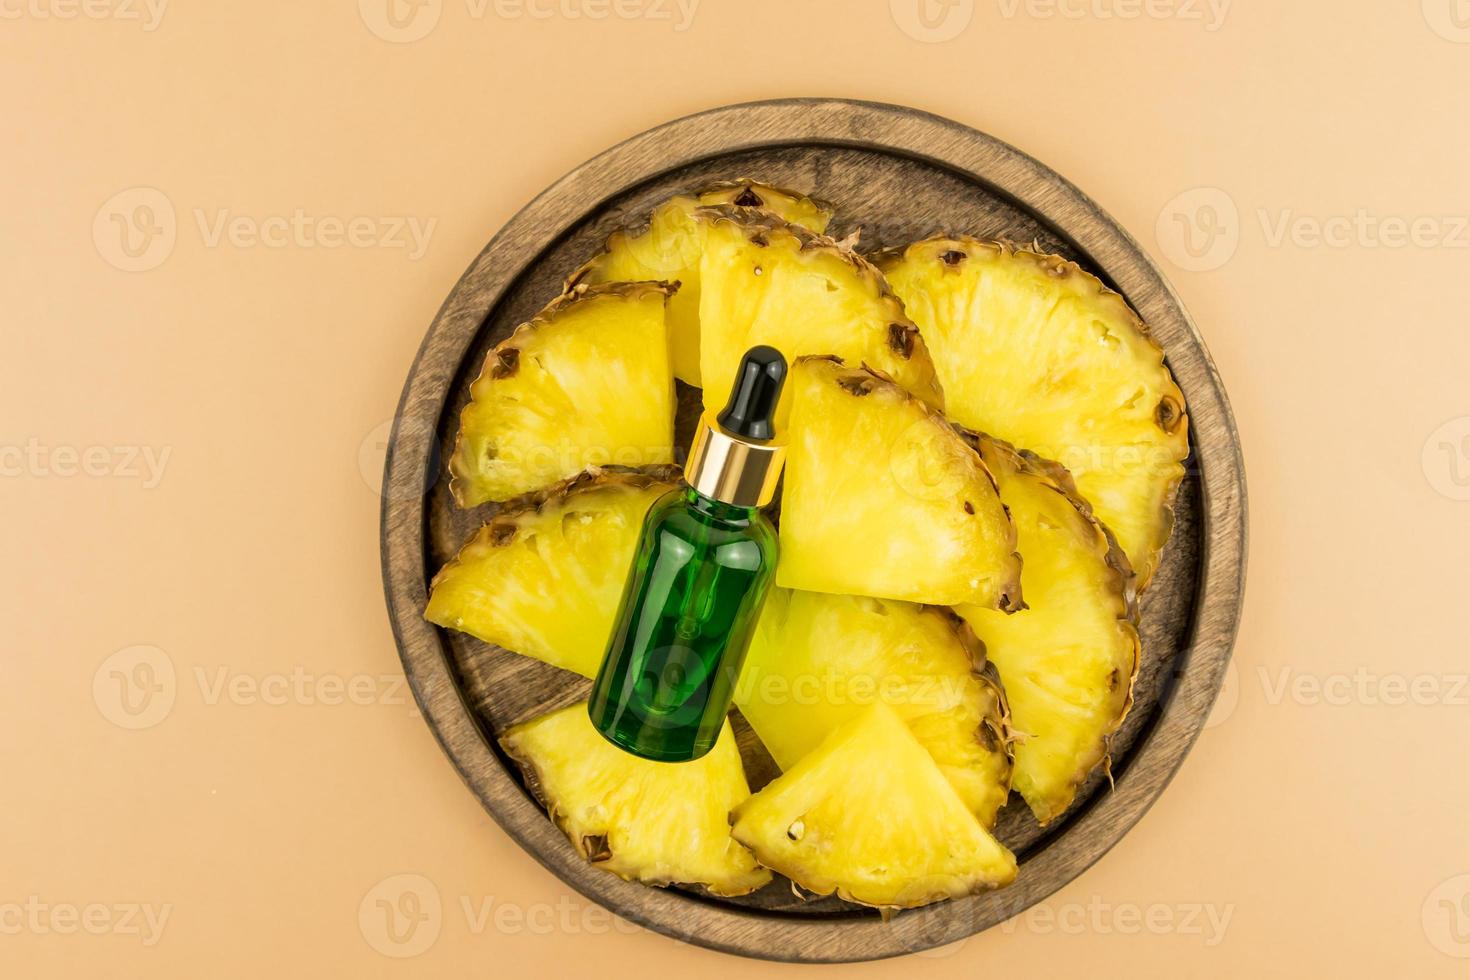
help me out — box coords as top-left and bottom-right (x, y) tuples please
(502, 702), (771, 897)
(958, 437), (1140, 825)
(696, 208), (944, 421)
(569, 180), (834, 384)
(425, 466), (680, 677)
(731, 702), (1016, 910)
(878, 238), (1188, 588)
(447, 281), (676, 507)
(734, 588), (1012, 827)
(777, 357), (1021, 610)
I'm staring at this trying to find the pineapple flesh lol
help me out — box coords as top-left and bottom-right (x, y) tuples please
(776, 356), (1021, 610)
(569, 180), (833, 384)
(878, 238), (1188, 588)
(448, 281), (676, 507)
(696, 207), (944, 423)
(734, 588), (1012, 827)
(425, 466), (680, 677)
(502, 702), (771, 897)
(731, 702), (1017, 910)
(958, 437), (1140, 825)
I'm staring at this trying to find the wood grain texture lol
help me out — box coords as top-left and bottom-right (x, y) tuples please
(380, 99), (1248, 962)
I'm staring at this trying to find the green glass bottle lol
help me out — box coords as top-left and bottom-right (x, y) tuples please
(589, 346), (787, 762)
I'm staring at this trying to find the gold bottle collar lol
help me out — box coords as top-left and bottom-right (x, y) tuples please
(684, 413), (785, 508)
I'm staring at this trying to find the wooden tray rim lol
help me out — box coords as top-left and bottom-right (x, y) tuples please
(379, 97), (1249, 963)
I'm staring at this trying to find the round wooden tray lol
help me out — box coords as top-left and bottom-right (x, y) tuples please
(380, 98), (1247, 963)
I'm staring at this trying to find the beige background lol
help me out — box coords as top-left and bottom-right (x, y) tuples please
(4, 0), (1468, 976)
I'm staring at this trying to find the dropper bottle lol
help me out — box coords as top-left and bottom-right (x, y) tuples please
(588, 346), (787, 762)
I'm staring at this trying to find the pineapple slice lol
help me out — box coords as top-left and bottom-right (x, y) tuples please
(502, 702), (770, 897)
(777, 357), (1021, 610)
(734, 588), (1012, 826)
(447, 281), (676, 507)
(696, 207), (944, 422)
(569, 180), (834, 384)
(958, 437), (1140, 825)
(878, 238), (1188, 588)
(731, 702), (1016, 910)
(425, 466), (679, 677)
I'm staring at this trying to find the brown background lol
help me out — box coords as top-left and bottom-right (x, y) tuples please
(3, 1), (1468, 977)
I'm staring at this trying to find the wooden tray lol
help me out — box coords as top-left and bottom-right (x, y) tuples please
(380, 98), (1247, 963)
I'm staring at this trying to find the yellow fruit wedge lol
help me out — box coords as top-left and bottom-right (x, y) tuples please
(731, 702), (1016, 910)
(425, 466), (679, 676)
(503, 702), (770, 897)
(696, 208), (943, 425)
(958, 437), (1140, 825)
(448, 281), (676, 507)
(776, 356), (1021, 610)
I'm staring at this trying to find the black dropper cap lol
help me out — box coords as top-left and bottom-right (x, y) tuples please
(717, 346), (786, 442)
